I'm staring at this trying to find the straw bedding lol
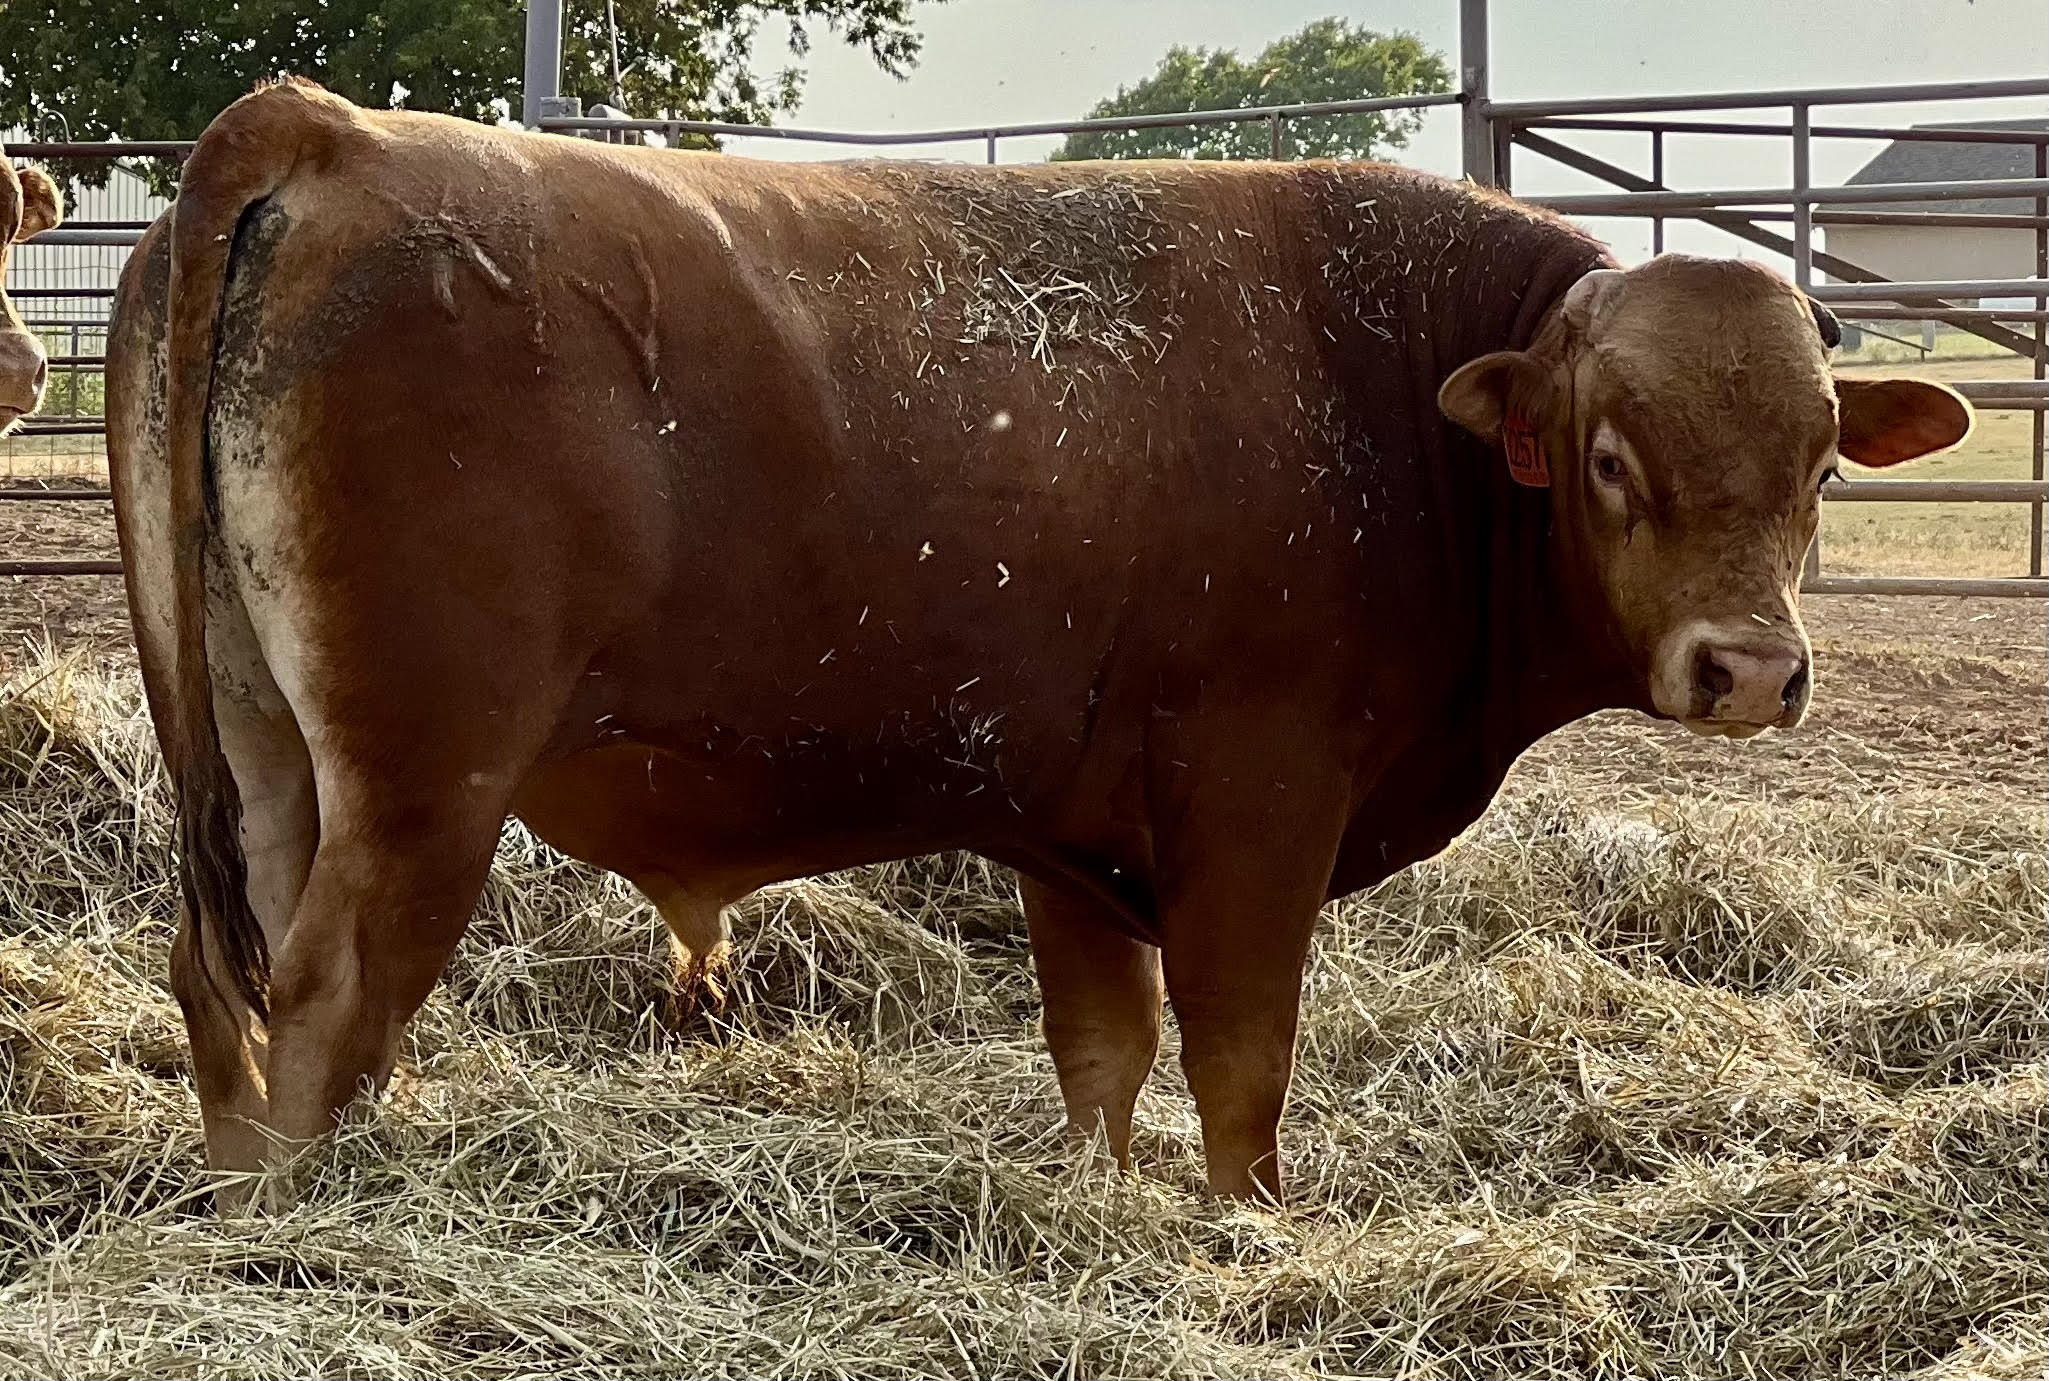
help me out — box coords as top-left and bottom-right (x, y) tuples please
(0, 645), (2041, 1379)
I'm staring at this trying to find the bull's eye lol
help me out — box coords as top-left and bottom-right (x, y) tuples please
(1591, 449), (1626, 485)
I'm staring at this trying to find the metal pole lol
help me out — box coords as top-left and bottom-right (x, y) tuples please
(1791, 103), (1813, 290)
(542, 91), (1458, 143)
(1485, 76), (2049, 120)
(1651, 129), (1664, 255)
(1268, 112), (1284, 160)
(1535, 176), (2049, 211)
(985, 133), (997, 165)
(1459, 0), (1495, 186)
(522, 0), (564, 129)
(1800, 102), (1819, 587)
(605, 0), (624, 109)
(2034, 142), (2045, 577)
(1523, 116), (2049, 147)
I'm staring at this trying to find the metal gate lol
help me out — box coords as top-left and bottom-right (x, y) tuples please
(5, 0), (2045, 597)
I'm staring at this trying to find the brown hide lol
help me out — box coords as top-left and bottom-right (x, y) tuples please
(113, 82), (1965, 1202)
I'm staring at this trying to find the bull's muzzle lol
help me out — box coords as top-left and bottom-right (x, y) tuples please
(1656, 621), (1813, 737)
(0, 327), (48, 427)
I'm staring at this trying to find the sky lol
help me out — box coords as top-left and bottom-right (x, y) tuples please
(721, 0), (2049, 267)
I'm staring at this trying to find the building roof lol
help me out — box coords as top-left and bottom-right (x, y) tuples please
(1818, 117), (2049, 215)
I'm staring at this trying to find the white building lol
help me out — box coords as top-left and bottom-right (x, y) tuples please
(1819, 118), (2049, 294)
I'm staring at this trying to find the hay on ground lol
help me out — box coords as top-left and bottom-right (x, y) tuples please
(0, 651), (2042, 1379)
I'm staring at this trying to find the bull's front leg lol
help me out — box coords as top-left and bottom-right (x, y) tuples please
(1023, 876), (1165, 1167)
(1153, 747), (1350, 1203)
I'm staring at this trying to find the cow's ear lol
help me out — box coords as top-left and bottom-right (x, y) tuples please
(14, 166), (63, 242)
(1834, 377), (1972, 468)
(1439, 350), (1562, 444)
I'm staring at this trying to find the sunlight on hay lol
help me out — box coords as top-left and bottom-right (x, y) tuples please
(1, 652), (2043, 1379)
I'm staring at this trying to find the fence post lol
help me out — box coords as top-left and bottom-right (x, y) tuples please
(1268, 112), (1285, 160)
(1459, 0), (1496, 186)
(2034, 140), (2045, 577)
(1791, 103), (1813, 290)
(1799, 107), (1823, 594)
(522, 0), (564, 128)
(1651, 129), (1665, 254)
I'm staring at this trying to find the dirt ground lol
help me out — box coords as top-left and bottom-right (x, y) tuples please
(0, 486), (126, 651)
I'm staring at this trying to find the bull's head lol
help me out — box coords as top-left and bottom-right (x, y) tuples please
(1, 156), (65, 432)
(1439, 255), (1970, 738)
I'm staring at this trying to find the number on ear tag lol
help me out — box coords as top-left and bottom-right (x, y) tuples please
(1503, 414), (1549, 488)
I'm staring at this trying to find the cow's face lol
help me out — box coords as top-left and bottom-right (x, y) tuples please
(1440, 255), (1970, 738)
(1, 154), (64, 432)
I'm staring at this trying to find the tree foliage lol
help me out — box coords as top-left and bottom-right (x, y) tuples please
(0, 1), (933, 187)
(1054, 19), (1450, 164)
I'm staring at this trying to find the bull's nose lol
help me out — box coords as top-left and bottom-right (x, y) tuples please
(0, 331), (47, 414)
(1693, 643), (1810, 726)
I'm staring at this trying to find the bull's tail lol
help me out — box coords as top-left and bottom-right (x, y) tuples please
(160, 78), (351, 1023)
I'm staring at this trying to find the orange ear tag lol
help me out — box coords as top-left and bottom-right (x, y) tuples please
(1502, 413), (1550, 488)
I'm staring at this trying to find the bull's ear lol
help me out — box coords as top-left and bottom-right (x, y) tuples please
(1439, 350), (1561, 444)
(14, 166), (63, 242)
(1834, 377), (1973, 468)
(1805, 295), (1842, 351)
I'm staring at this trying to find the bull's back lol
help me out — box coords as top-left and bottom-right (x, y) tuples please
(229, 121), (1367, 714)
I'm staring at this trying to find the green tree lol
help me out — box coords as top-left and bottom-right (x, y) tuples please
(1054, 18), (1450, 163)
(0, 0), (936, 187)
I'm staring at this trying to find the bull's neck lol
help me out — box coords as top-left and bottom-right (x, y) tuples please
(1414, 254), (1638, 772)
(1295, 164), (1639, 772)
(1463, 468), (1638, 772)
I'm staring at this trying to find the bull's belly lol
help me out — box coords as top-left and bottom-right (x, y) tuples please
(508, 733), (1064, 906)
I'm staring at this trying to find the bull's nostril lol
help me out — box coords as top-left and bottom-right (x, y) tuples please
(1694, 646), (1734, 705)
(32, 357), (47, 395)
(1781, 661), (1810, 709)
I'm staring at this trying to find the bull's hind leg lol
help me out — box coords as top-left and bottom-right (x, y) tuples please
(170, 897), (274, 1187)
(260, 782), (507, 1164)
(170, 607), (319, 1192)
(1023, 877), (1164, 1168)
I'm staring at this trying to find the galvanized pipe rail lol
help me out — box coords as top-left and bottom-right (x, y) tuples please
(1526, 116), (2049, 147)
(0, 559), (121, 577)
(1484, 76), (2049, 118)
(538, 90), (1463, 164)
(1531, 179), (2049, 214)
(1504, 126), (2047, 365)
